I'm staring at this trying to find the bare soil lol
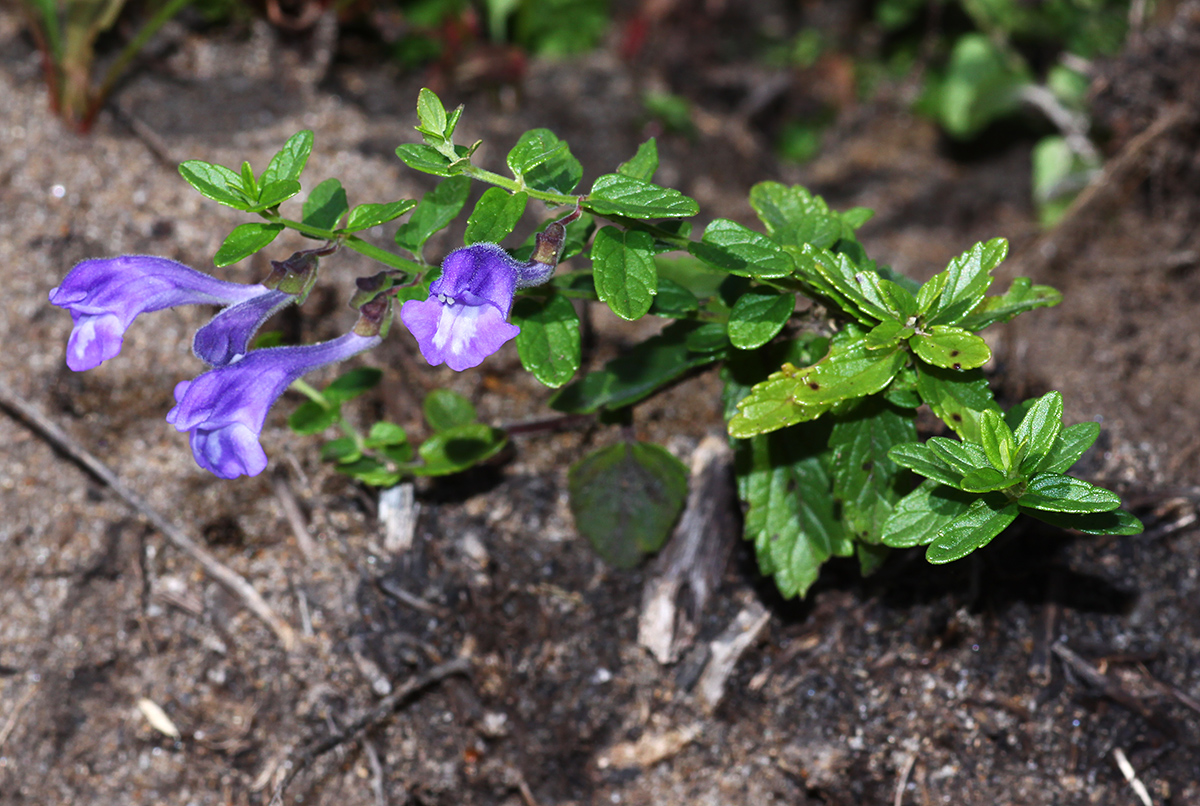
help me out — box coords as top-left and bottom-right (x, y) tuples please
(1, 3), (1198, 805)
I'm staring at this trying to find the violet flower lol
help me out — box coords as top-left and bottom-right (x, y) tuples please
(400, 243), (554, 372)
(166, 332), (381, 479)
(192, 289), (293, 366)
(49, 255), (275, 371)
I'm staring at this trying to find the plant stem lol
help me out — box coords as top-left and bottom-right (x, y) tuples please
(290, 379), (327, 406)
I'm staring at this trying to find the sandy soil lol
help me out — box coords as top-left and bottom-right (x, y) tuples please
(1, 3), (1198, 805)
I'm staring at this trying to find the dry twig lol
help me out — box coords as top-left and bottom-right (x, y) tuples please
(0, 382), (296, 649)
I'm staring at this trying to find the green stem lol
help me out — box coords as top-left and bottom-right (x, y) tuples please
(290, 378), (328, 406)
(343, 236), (422, 275)
(459, 165), (580, 207)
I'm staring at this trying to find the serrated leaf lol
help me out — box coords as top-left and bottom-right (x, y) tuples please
(748, 181), (844, 248)
(395, 175), (472, 255)
(414, 423), (507, 476)
(689, 219), (795, 279)
(512, 294), (581, 388)
(617, 138), (658, 182)
(568, 442), (689, 569)
(959, 277), (1062, 331)
(728, 289), (794, 350)
(342, 200), (417, 234)
(926, 238), (1007, 326)
(925, 498), (1019, 564)
(584, 174), (698, 219)
(787, 245), (890, 324)
(881, 479), (976, 548)
(549, 321), (723, 413)
(465, 188), (528, 245)
(960, 466), (1016, 493)
(1019, 474), (1121, 513)
(927, 436), (990, 477)
(178, 160), (250, 209)
(416, 87), (448, 137)
(592, 226), (657, 320)
(303, 178), (349, 231)
(737, 422), (849, 599)
(323, 367), (382, 404)
(260, 130), (313, 187)
(288, 399), (339, 435)
(888, 442), (962, 488)
(864, 320), (909, 350)
(213, 223), (284, 267)
(423, 388), (477, 431)
(1023, 507), (1143, 536)
(364, 421), (408, 448)
(1014, 391), (1063, 473)
(1034, 421), (1100, 475)
(911, 325), (991, 370)
(916, 272), (948, 315)
(829, 399), (917, 543)
(915, 365), (999, 442)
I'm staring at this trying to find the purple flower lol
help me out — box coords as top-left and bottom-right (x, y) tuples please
(166, 332), (381, 479)
(49, 255), (273, 371)
(192, 289), (294, 366)
(400, 243), (554, 372)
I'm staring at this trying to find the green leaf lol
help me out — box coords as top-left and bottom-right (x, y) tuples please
(888, 442), (962, 488)
(260, 130), (314, 187)
(423, 388), (477, 431)
(649, 276), (699, 317)
(465, 188), (528, 245)
(737, 422), (850, 598)
(342, 200), (418, 234)
(959, 466), (1016, 493)
(933, 33), (1031, 139)
(178, 160), (250, 209)
(239, 162), (258, 198)
(927, 436), (990, 477)
(288, 400), (339, 435)
(1013, 391), (1063, 473)
(250, 180), (302, 212)
(617, 138), (658, 182)
(684, 322), (729, 353)
(958, 277), (1062, 331)
(302, 178), (349, 231)
(416, 87), (448, 137)
(414, 423), (507, 476)
(1023, 507), (1143, 536)
(512, 294), (582, 388)
(689, 219), (795, 279)
(323, 367), (382, 404)
(1035, 421), (1100, 475)
(336, 457), (401, 487)
(591, 226), (657, 320)
(395, 175), (472, 255)
(584, 174), (699, 219)
(728, 289), (795, 350)
(915, 365), (999, 442)
(978, 409), (1018, 474)
(865, 320), (911, 350)
(320, 436), (362, 465)
(1019, 474), (1121, 513)
(213, 223), (285, 267)
(395, 143), (469, 177)
(829, 399), (917, 543)
(550, 321), (724, 413)
(506, 129), (583, 193)
(925, 498), (1019, 564)
(568, 442), (689, 569)
(728, 338), (906, 438)
(926, 238), (1008, 326)
(364, 421), (409, 448)
(748, 181), (843, 248)
(881, 479), (977, 548)
(911, 325), (991, 370)
(786, 245), (890, 324)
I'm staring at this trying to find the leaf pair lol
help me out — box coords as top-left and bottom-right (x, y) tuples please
(882, 391), (1141, 563)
